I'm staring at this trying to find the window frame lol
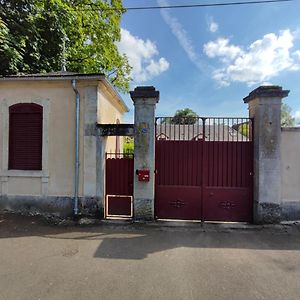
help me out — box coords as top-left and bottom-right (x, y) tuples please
(0, 99), (49, 179)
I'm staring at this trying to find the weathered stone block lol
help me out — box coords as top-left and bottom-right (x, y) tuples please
(134, 198), (153, 221)
(255, 202), (282, 224)
(282, 202), (300, 221)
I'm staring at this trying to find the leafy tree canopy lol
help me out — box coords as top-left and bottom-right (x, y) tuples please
(0, 0), (131, 92)
(281, 103), (295, 127)
(171, 108), (199, 124)
(123, 136), (134, 155)
(238, 123), (250, 138)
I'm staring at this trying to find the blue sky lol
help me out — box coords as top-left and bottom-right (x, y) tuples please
(117, 0), (300, 123)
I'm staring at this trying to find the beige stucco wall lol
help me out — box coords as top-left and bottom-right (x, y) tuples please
(0, 80), (84, 197)
(97, 82), (124, 153)
(0, 79), (126, 200)
(281, 128), (300, 204)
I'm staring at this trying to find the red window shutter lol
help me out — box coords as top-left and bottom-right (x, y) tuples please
(9, 103), (43, 170)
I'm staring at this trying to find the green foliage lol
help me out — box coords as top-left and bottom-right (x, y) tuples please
(238, 123), (250, 138)
(123, 136), (134, 155)
(0, 16), (23, 74)
(171, 108), (199, 124)
(281, 103), (295, 127)
(0, 0), (131, 92)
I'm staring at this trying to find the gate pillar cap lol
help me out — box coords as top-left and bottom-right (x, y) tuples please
(243, 86), (289, 103)
(130, 86), (159, 103)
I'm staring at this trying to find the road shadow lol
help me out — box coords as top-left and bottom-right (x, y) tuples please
(1, 213), (300, 260)
(93, 228), (300, 259)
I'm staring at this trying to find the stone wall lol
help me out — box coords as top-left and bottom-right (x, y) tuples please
(281, 127), (300, 220)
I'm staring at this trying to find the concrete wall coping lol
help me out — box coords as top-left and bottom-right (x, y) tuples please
(0, 73), (105, 81)
(243, 86), (290, 103)
(130, 86), (159, 102)
(281, 127), (300, 132)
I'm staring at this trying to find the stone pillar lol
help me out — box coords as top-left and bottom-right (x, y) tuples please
(243, 86), (289, 224)
(83, 85), (105, 216)
(130, 87), (159, 220)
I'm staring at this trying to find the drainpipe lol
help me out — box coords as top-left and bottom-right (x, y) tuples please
(71, 79), (80, 216)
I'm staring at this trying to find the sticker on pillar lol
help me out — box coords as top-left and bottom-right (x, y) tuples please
(138, 122), (149, 134)
(141, 128), (148, 134)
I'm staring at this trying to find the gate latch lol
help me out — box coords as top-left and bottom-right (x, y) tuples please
(136, 169), (150, 182)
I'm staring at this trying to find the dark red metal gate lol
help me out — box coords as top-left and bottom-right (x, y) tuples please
(155, 117), (253, 222)
(105, 153), (134, 219)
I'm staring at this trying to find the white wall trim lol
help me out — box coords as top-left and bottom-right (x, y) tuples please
(0, 98), (50, 196)
(0, 170), (49, 178)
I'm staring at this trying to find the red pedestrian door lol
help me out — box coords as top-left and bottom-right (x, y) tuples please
(105, 153), (134, 219)
(155, 117), (253, 222)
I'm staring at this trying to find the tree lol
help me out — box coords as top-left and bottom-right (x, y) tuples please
(281, 103), (295, 127)
(123, 136), (134, 156)
(0, 0), (131, 92)
(238, 123), (250, 138)
(0, 13), (24, 75)
(171, 108), (199, 124)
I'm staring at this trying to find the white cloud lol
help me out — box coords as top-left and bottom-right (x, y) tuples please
(260, 82), (273, 86)
(294, 50), (300, 59)
(203, 29), (300, 86)
(157, 0), (203, 70)
(116, 28), (169, 82)
(209, 22), (219, 33)
(208, 17), (219, 33)
(146, 58), (170, 76)
(204, 38), (242, 61)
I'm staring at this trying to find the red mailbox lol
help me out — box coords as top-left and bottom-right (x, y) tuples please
(137, 169), (150, 182)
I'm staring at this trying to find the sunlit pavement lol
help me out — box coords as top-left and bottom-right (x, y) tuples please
(0, 213), (299, 300)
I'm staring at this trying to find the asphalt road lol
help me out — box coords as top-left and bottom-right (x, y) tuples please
(0, 214), (299, 300)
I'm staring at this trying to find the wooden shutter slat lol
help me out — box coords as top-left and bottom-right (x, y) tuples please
(9, 104), (43, 170)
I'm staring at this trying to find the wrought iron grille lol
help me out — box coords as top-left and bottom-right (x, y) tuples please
(155, 117), (253, 142)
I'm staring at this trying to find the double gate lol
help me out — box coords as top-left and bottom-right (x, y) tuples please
(155, 117), (253, 222)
